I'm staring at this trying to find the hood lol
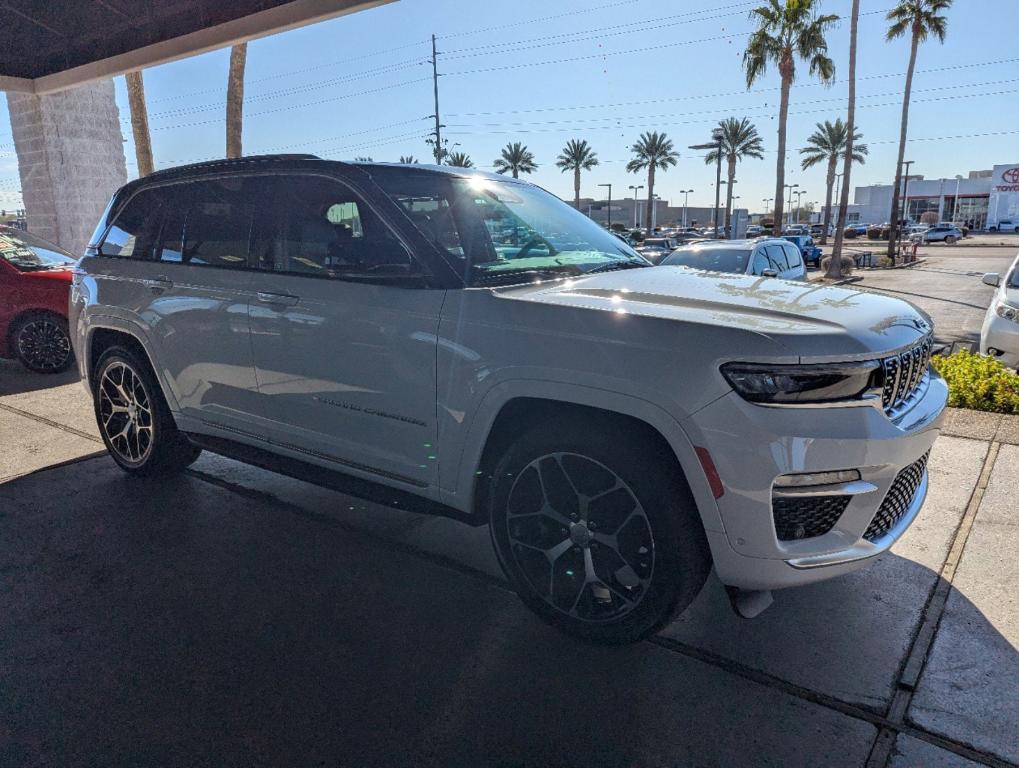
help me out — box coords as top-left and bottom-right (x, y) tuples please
(495, 266), (933, 360)
(17, 266), (74, 284)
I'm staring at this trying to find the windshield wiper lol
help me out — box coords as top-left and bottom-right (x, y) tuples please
(473, 267), (581, 286)
(583, 260), (650, 275)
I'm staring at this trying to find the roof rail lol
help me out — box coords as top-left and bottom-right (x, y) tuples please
(143, 153), (321, 181)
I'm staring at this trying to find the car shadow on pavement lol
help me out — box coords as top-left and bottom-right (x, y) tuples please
(0, 358), (79, 396)
(0, 457), (1015, 768)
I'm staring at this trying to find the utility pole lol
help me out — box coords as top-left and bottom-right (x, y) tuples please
(427, 34), (445, 164)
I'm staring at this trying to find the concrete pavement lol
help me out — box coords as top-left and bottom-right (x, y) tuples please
(1, 358), (1018, 767)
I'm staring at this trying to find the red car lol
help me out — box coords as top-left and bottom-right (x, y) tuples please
(0, 227), (76, 373)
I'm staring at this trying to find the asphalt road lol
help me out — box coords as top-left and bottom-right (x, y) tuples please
(847, 242), (1017, 348)
(1, 360), (1018, 767)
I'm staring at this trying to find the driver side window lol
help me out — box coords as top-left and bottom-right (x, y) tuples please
(260, 176), (420, 282)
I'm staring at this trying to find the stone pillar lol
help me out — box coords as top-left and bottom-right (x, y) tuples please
(6, 79), (128, 256)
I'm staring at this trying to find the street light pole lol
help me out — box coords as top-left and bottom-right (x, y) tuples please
(680, 189), (693, 227)
(598, 183), (612, 231)
(794, 190), (806, 224)
(690, 129), (723, 236)
(783, 183), (798, 229)
(628, 184), (644, 229)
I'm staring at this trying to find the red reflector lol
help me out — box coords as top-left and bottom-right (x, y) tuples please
(695, 446), (725, 499)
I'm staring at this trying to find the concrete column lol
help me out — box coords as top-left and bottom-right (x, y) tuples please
(6, 79), (127, 256)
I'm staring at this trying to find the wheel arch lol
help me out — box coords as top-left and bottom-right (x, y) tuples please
(448, 382), (724, 536)
(84, 321), (175, 409)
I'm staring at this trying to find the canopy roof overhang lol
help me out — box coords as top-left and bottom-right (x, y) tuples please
(0, 0), (395, 95)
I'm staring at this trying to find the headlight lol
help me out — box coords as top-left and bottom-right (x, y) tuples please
(721, 361), (881, 404)
(995, 301), (1019, 323)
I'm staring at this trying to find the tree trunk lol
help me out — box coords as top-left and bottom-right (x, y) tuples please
(829, 0), (860, 278)
(821, 158), (836, 246)
(887, 28), (919, 258)
(512, 168), (519, 179)
(125, 71), (154, 177)
(645, 165), (655, 232)
(725, 155), (736, 237)
(226, 43), (247, 159)
(772, 57), (793, 231)
(574, 167), (581, 209)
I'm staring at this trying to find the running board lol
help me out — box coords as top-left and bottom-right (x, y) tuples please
(185, 433), (483, 527)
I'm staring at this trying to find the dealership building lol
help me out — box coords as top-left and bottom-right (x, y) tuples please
(831, 163), (1019, 230)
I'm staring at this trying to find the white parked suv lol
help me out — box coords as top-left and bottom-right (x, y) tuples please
(71, 156), (948, 643)
(980, 253), (1019, 371)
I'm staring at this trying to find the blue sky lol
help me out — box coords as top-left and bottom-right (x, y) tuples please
(2, 0), (1017, 214)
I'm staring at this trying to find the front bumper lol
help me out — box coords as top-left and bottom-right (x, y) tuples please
(682, 371), (948, 591)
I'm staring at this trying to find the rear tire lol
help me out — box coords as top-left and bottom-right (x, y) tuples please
(945, 235), (957, 245)
(487, 419), (710, 644)
(92, 346), (201, 476)
(13, 312), (73, 373)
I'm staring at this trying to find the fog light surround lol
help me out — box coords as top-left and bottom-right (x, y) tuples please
(774, 469), (861, 488)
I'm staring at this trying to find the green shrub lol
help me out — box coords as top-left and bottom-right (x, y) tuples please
(931, 350), (1019, 414)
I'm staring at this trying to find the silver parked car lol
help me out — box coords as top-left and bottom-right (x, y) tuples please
(660, 238), (807, 281)
(909, 224), (962, 244)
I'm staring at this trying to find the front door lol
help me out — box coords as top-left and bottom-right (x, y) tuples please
(245, 174), (444, 488)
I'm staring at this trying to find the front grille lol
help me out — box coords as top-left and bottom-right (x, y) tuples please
(864, 450), (930, 542)
(881, 335), (934, 415)
(773, 495), (852, 541)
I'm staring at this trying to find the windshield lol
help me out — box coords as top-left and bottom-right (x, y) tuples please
(661, 246), (751, 274)
(0, 230), (75, 271)
(1009, 266), (1019, 289)
(449, 177), (644, 285)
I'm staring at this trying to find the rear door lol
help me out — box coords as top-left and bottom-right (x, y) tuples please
(94, 180), (261, 434)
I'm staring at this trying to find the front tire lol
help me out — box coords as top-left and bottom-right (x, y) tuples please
(93, 346), (201, 476)
(13, 313), (73, 373)
(944, 235), (957, 245)
(487, 420), (710, 644)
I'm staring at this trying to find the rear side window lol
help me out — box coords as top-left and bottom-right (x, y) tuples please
(100, 188), (163, 259)
(182, 179), (257, 270)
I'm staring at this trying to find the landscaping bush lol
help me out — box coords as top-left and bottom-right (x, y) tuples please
(878, 256), (894, 268)
(931, 350), (1019, 414)
(820, 255), (854, 276)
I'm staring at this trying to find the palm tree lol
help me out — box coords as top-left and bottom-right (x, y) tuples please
(800, 119), (867, 245)
(626, 131), (679, 232)
(493, 142), (537, 178)
(447, 151), (474, 168)
(744, 0), (838, 229)
(884, 0), (952, 257)
(830, 0), (861, 278)
(704, 118), (764, 234)
(125, 71), (154, 177)
(555, 139), (599, 210)
(226, 43), (247, 158)
(398, 155), (419, 164)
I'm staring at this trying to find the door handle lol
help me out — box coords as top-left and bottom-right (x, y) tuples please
(257, 291), (300, 307)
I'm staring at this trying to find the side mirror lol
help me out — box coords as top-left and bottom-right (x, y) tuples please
(762, 269), (778, 278)
(982, 273), (1001, 288)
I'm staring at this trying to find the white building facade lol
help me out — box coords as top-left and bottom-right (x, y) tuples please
(830, 162), (1019, 231)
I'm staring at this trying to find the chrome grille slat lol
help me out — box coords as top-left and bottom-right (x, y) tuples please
(881, 334), (933, 417)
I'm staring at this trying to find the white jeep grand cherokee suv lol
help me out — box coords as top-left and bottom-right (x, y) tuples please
(71, 156), (947, 643)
